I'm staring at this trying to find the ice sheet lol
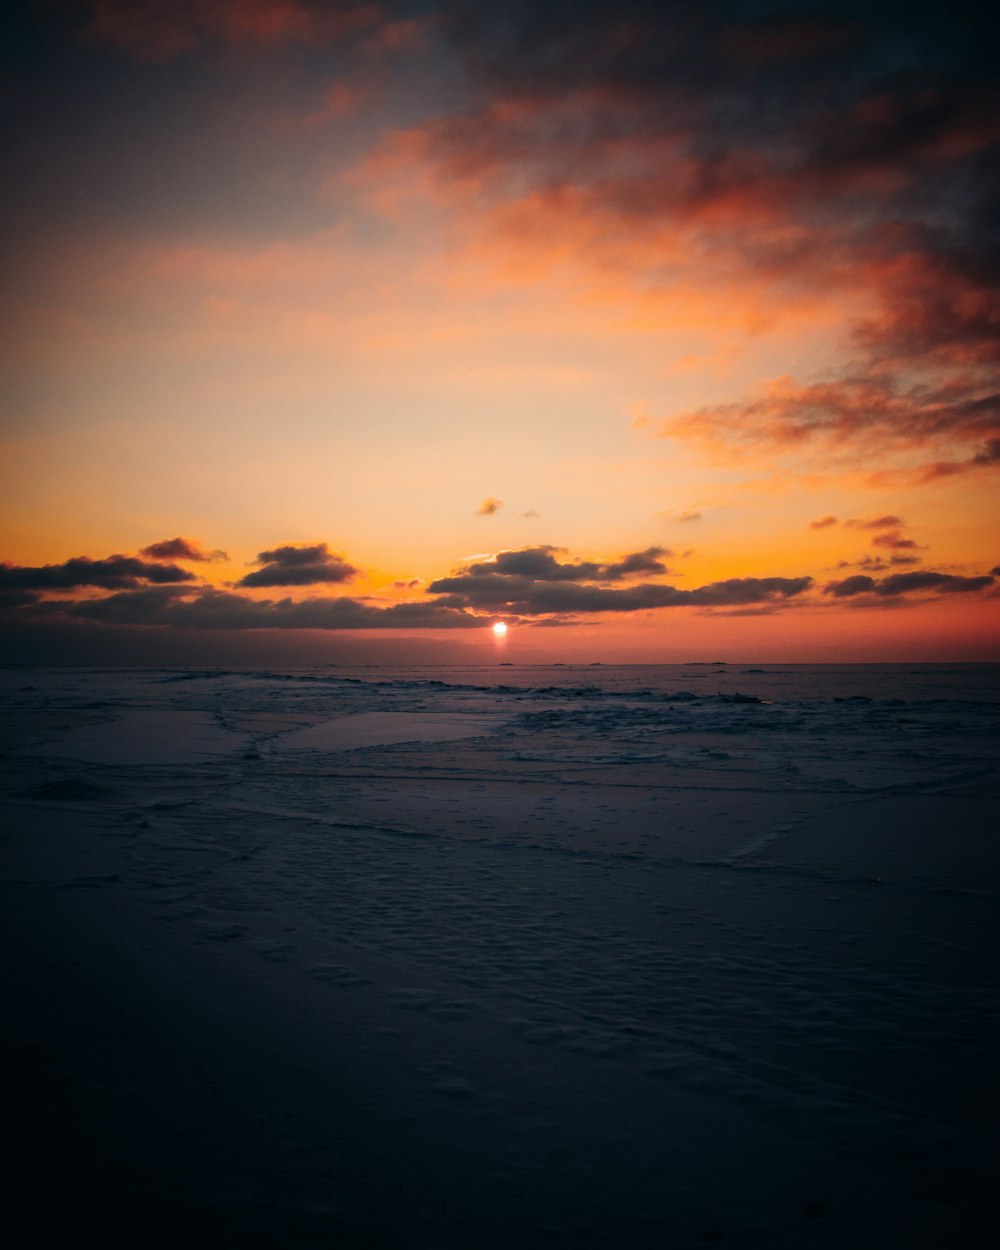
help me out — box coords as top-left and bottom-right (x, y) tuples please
(273, 710), (510, 750)
(14, 708), (250, 765)
(2, 664), (998, 1249)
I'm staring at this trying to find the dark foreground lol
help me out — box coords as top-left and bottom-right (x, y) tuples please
(3, 667), (998, 1247)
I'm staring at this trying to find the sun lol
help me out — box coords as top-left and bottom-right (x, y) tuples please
(492, 621), (508, 637)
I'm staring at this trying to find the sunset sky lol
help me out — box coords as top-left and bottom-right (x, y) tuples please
(2, 0), (997, 663)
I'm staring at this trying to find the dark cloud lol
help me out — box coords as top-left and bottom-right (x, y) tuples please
(63, 0), (382, 60)
(870, 530), (918, 550)
(685, 577), (813, 607)
(425, 557), (810, 615)
(0, 589), (39, 610)
(844, 516), (903, 530)
(878, 571), (994, 596)
(33, 585), (484, 630)
(815, 515), (906, 531)
(605, 547), (673, 577)
(824, 570), (994, 598)
(824, 574), (876, 598)
(833, 553), (921, 572)
(0, 554), (196, 590)
(11, 570), (811, 631)
(411, 3), (999, 467)
(141, 537), (229, 562)
(237, 543), (358, 587)
(827, 517), (924, 555)
(975, 438), (1000, 464)
(453, 545), (671, 583)
(475, 497), (503, 515)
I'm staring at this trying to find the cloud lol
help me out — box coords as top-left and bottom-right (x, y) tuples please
(852, 247), (1000, 373)
(824, 570), (994, 598)
(141, 537), (229, 562)
(824, 574), (876, 598)
(663, 376), (1000, 460)
(427, 545), (811, 616)
(820, 516), (924, 555)
(450, 545), (671, 583)
(833, 553), (921, 572)
(0, 590), (40, 610)
(870, 530), (918, 550)
(877, 571), (994, 596)
(657, 510), (701, 523)
(363, 15), (433, 57)
(475, 497), (503, 515)
(70, 0), (382, 60)
(0, 554), (196, 590)
(31, 585), (484, 631)
(843, 516), (903, 530)
(811, 516), (908, 531)
(427, 574), (812, 616)
(236, 543), (359, 587)
(347, 3), (997, 476)
(975, 438), (1000, 465)
(604, 547), (673, 578)
(920, 437), (1000, 480)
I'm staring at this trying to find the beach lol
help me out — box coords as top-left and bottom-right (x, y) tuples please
(3, 664), (998, 1247)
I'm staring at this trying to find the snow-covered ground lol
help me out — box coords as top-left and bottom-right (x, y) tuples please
(3, 666), (998, 1248)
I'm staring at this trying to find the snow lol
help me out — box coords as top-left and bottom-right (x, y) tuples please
(2, 664), (997, 1248)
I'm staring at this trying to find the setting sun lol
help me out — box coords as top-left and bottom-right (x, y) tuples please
(492, 621), (508, 637)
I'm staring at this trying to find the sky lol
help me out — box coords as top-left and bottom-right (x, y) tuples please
(1, 0), (998, 663)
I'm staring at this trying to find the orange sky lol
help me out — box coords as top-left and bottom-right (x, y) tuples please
(1, 0), (997, 661)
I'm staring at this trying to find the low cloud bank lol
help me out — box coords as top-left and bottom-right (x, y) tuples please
(2, 540), (993, 635)
(825, 571), (995, 598)
(0, 555), (195, 590)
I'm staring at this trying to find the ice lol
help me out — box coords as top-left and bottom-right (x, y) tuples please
(2, 663), (998, 1248)
(14, 708), (250, 765)
(272, 710), (510, 751)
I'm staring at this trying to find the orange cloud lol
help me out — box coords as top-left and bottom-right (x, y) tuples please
(662, 374), (1000, 466)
